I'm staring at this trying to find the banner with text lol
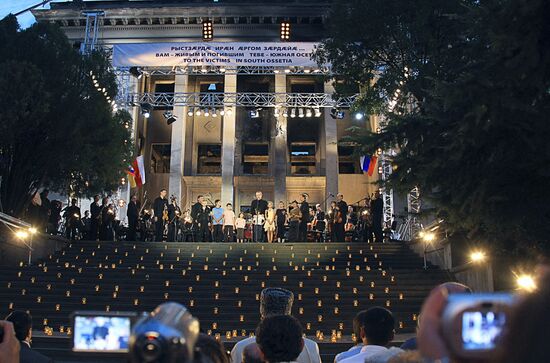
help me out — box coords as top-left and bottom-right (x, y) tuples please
(112, 42), (320, 68)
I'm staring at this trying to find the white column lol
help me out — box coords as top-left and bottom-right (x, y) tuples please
(221, 71), (237, 205)
(169, 74), (189, 202)
(324, 81), (339, 205)
(273, 73), (287, 204)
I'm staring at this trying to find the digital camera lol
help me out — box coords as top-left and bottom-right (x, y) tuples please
(442, 293), (516, 359)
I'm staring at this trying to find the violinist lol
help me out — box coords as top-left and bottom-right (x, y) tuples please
(167, 195), (181, 242)
(332, 200), (345, 242)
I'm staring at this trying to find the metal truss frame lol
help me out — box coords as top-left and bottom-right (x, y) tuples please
(119, 92), (358, 108)
(81, 11), (104, 54)
(376, 115), (395, 226)
(115, 66), (330, 76)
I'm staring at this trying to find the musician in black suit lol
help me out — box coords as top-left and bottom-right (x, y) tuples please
(153, 189), (169, 241)
(167, 196), (182, 242)
(334, 193), (348, 241)
(127, 195), (139, 241)
(90, 195), (101, 240)
(371, 190), (384, 242)
(196, 200), (212, 242)
(250, 191), (268, 242)
(299, 193), (310, 242)
(6, 311), (53, 363)
(190, 195), (203, 227)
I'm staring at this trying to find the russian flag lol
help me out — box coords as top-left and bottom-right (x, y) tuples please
(360, 155), (378, 177)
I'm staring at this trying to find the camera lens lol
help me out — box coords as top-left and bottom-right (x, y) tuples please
(138, 335), (164, 362)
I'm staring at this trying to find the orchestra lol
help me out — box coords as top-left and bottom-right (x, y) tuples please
(121, 188), (388, 243)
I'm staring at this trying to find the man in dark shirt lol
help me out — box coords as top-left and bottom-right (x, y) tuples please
(90, 195), (101, 241)
(250, 191), (268, 242)
(196, 200), (212, 242)
(191, 195), (204, 230)
(63, 199), (81, 240)
(153, 189), (169, 241)
(6, 311), (53, 363)
(371, 191), (384, 242)
(299, 193), (310, 242)
(127, 195), (139, 241)
(334, 193), (348, 242)
(167, 196), (181, 242)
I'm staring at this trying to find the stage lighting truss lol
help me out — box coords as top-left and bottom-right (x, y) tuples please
(115, 66), (330, 76)
(122, 92), (358, 108)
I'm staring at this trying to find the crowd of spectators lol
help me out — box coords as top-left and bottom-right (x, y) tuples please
(1, 269), (549, 363)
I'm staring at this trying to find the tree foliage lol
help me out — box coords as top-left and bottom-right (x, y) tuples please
(0, 15), (133, 216)
(316, 0), (550, 253)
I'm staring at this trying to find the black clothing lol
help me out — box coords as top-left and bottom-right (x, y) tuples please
(39, 193), (51, 232)
(288, 220), (300, 242)
(153, 197), (168, 242)
(299, 201), (310, 242)
(64, 205), (81, 240)
(337, 200), (348, 220)
(314, 211), (326, 233)
(153, 197), (169, 219)
(20, 343), (53, 363)
(191, 202), (202, 221)
(100, 205), (114, 241)
(371, 197), (384, 242)
(275, 208), (287, 239)
(127, 200), (139, 241)
(250, 199), (268, 216)
(90, 201), (101, 240)
(196, 206), (211, 242)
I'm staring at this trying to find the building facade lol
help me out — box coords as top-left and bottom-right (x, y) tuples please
(34, 0), (381, 213)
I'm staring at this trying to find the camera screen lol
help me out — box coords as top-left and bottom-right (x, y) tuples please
(73, 315), (131, 352)
(462, 311), (506, 350)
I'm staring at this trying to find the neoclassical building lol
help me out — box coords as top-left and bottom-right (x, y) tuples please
(34, 0), (383, 214)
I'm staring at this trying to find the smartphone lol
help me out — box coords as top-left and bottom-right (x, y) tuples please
(72, 311), (137, 353)
(442, 293), (515, 359)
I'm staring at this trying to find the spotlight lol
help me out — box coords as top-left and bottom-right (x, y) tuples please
(274, 108), (280, 118)
(195, 108), (202, 116)
(469, 251), (487, 263)
(282, 108), (288, 118)
(226, 108), (233, 116)
(354, 112), (364, 120)
(516, 274), (537, 292)
(219, 67), (226, 73)
(298, 108), (305, 118)
(290, 108), (296, 118)
(204, 108), (210, 117)
(187, 108), (194, 117)
(421, 231), (435, 243)
(140, 103), (151, 118)
(249, 109), (260, 119)
(314, 107), (322, 117)
(202, 20), (213, 41)
(280, 21), (291, 41)
(305, 108), (312, 118)
(330, 108), (345, 119)
(15, 230), (29, 239)
(220, 109), (225, 116)
(29, 227), (37, 235)
(129, 66), (143, 79)
(211, 108), (217, 117)
(163, 111), (178, 125)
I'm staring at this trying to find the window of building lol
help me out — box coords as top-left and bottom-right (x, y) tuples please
(290, 142), (316, 175)
(338, 145), (361, 174)
(197, 144), (221, 175)
(151, 144), (171, 174)
(243, 143), (269, 175)
(155, 82), (175, 93)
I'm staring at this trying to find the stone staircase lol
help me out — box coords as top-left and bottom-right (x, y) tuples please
(0, 241), (450, 362)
